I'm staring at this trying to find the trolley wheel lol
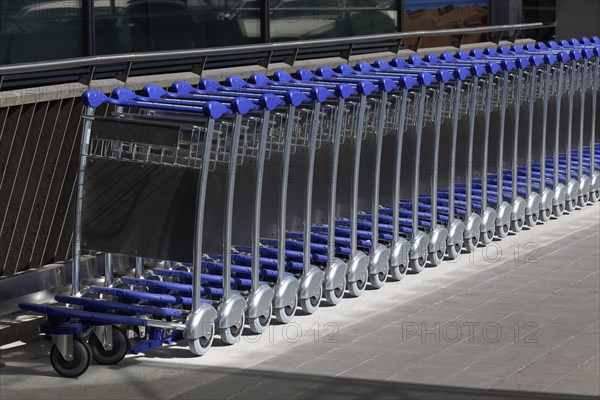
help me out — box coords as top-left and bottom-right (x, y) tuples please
(89, 327), (128, 365)
(463, 237), (478, 253)
(578, 194), (589, 208)
(248, 304), (272, 334)
(324, 284), (345, 305)
(428, 250), (444, 267)
(480, 230), (494, 246)
(565, 198), (577, 212)
(540, 208), (552, 222)
(496, 224), (510, 239)
(188, 323), (215, 356)
(525, 213), (539, 228)
(511, 218), (524, 233)
(300, 288), (322, 314)
(220, 314), (245, 345)
(553, 203), (565, 217)
(50, 337), (91, 378)
(274, 294), (297, 324)
(368, 265), (389, 289)
(389, 264), (408, 281)
(591, 190), (600, 203)
(346, 279), (367, 297)
(446, 243), (462, 260)
(409, 256), (427, 274)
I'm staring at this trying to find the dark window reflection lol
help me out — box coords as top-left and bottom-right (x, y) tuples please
(266, 0), (398, 41)
(0, 0), (84, 65)
(95, 0), (261, 55)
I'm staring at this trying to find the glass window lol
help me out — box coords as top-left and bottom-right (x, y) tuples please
(95, 0), (261, 55)
(404, 0), (489, 47)
(268, 0), (398, 42)
(0, 0), (84, 65)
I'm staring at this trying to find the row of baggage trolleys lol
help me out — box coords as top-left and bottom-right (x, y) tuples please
(19, 37), (600, 377)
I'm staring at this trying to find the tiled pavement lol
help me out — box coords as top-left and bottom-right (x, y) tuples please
(1, 204), (599, 399)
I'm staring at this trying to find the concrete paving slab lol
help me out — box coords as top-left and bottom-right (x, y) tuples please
(0, 205), (598, 399)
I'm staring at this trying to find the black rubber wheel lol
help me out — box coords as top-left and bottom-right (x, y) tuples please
(50, 338), (91, 378)
(539, 208), (552, 222)
(511, 218), (524, 233)
(553, 203), (564, 217)
(347, 279), (367, 297)
(446, 243), (462, 260)
(496, 224), (510, 238)
(428, 250), (444, 267)
(325, 283), (345, 305)
(90, 327), (129, 365)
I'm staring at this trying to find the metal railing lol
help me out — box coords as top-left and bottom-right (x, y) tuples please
(0, 22), (555, 91)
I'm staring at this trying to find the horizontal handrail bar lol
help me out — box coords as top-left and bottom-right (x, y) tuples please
(0, 23), (554, 76)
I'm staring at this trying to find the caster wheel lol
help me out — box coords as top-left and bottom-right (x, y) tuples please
(300, 290), (322, 314)
(525, 213), (538, 228)
(220, 313), (245, 345)
(389, 264), (408, 281)
(540, 208), (552, 222)
(50, 338), (91, 378)
(565, 198), (577, 212)
(511, 218), (524, 233)
(248, 304), (272, 334)
(409, 256), (427, 273)
(553, 203), (565, 217)
(446, 243), (462, 260)
(578, 194), (589, 208)
(188, 323), (215, 356)
(591, 191), (600, 203)
(480, 230), (494, 246)
(274, 295), (297, 324)
(496, 224), (510, 239)
(347, 279), (367, 297)
(325, 284), (345, 306)
(463, 237), (478, 253)
(368, 265), (389, 289)
(428, 250), (444, 267)
(89, 327), (128, 365)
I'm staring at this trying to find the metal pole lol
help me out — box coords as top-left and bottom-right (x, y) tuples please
(251, 109), (271, 293)
(371, 91), (387, 252)
(192, 118), (215, 312)
(590, 57), (599, 173)
(467, 76), (479, 215)
(303, 102), (321, 273)
(393, 89), (408, 243)
(350, 96), (367, 258)
(449, 81), (461, 224)
(328, 99), (345, 263)
(512, 70), (523, 202)
(431, 82), (445, 229)
(481, 75), (493, 210)
(412, 85), (426, 238)
(566, 60), (576, 181)
(497, 71), (509, 204)
(554, 64), (565, 189)
(72, 106), (95, 295)
(526, 66), (537, 197)
(540, 63), (551, 189)
(579, 59), (588, 179)
(105, 253), (113, 287)
(223, 114), (243, 300)
(277, 106), (296, 282)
